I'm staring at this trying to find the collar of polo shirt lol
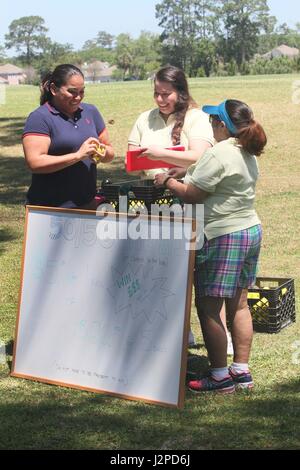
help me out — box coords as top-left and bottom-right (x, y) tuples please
(45, 101), (83, 116)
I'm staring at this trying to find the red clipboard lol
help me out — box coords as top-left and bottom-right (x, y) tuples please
(126, 146), (185, 171)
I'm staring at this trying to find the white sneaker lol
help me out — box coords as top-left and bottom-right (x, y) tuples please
(226, 331), (234, 356)
(188, 330), (196, 347)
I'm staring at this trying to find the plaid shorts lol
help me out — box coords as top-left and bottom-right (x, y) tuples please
(194, 225), (262, 301)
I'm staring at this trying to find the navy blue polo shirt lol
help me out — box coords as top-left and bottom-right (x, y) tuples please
(23, 102), (106, 207)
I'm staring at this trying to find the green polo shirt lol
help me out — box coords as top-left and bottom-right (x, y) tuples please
(128, 107), (214, 179)
(185, 138), (261, 240)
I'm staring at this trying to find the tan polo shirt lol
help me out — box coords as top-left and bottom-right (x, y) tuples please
(128, 107), (214, 179)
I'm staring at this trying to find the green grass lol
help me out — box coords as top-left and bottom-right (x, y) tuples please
(0, 75), (300, 450)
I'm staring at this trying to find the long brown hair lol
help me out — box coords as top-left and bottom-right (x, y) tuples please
(225, 100), (267, 156)
(154, 66), (197, 145)
(40, 64), (84, 105)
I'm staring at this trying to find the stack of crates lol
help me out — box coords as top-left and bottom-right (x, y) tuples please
(248, 277), (296, 333)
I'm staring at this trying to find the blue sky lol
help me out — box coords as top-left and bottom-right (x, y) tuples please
(1, 0), (299, 53)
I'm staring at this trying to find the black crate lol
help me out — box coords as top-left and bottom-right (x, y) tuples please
(99, 194), (183, 215)
(99, 179), (183, 215)
(130, 179), (165, 202)
(100, 197), (147, 214)
(248, 277), (296, 333)
(101, 179), (165, 200)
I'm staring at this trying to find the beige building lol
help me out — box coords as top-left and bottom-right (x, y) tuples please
(262, 44), (300, 60)
(0, 63), (26, 85)
(82, 61), (117, 83)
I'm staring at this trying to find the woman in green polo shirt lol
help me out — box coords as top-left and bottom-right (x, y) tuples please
(154, 99), (267, 394)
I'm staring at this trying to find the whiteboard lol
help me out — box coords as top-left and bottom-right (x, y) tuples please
(12, 206), (195, 408)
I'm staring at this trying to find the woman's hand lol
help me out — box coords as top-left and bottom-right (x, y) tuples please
(90, 142), (107, 164)
(77, 137), (100, 160)
(154, 173), (169, 187)
(140, 145), (165, 160)
(167, 167), (187, 179)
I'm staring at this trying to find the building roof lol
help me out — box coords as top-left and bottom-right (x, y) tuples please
(0, 63), (25, 74)
(262, 44), (299, 59)
(82, 61), (117, 79)
(276, 44), (299, 56)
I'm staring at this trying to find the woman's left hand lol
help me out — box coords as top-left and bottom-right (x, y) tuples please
(88, 141), (107, 164)
(140, 145), (164, 160)
(154, 173), (168, 187)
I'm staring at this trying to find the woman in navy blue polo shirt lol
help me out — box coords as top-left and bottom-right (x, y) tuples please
(23, 64), (114, 209)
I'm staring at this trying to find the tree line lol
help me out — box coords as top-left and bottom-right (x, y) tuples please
(1, 0), (300, 81)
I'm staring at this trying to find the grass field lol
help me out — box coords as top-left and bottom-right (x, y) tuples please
(0, 75), (299, 450)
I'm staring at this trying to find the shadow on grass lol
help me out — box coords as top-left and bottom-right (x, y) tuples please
(0, 375), (299, 450)
(186, 352), (209, 381)
(5, 340), (14, 357)
(0, 227), (18, 255)
(0, 156), (30, 205)
(274, 378), (300, 393)
(4, 340), (14, 372)
(0, 117), (25, 147)
(0, 227), (17, 242)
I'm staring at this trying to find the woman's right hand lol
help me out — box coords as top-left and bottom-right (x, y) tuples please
(76, 137), (100, 160)
(167, 167), (187, 179)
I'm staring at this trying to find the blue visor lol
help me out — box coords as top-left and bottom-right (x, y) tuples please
(202, 100), (237, 135)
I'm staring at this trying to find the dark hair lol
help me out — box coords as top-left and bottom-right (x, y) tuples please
(225, 100), (267, 156)
(40, 64), (84, 105)
(154, 65), (197, 145)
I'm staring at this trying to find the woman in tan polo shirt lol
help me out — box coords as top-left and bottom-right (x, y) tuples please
(127, 65), (214, 180)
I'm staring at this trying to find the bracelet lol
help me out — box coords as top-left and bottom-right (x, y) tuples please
(163, 176), (173, 188)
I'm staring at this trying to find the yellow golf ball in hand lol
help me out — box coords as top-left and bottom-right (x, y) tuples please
(92, 143), (106, 164)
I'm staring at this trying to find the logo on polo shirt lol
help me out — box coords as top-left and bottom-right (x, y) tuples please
(85, 118), (91, 125)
